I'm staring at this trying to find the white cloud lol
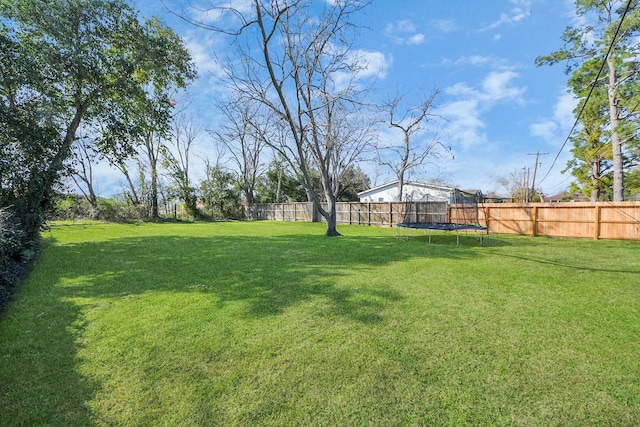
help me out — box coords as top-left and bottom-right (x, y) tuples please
(331, 49), (391, 90)
(352, 49), (391, 79)
(384, 19), (426, 45)
(442, 55), (506, 68)
(489, 10), (528, 28)
(184, 32), (223, 76)
(530, 120), (558, 140)
(444, 70), (526, 104)
(487, 0), (532, 29)
(441, 67), (527, 120)
(436, 99), (486, 149)
(187, 0), (254, 24)
(553, 92), (577, 126)
(386, 19), (416, 33)
(438, 69), (526, 150)
(407, 33), (425, 45)
(530, 91), (577, 140)
(430, 19), (457, 33)
(445, 82), (479, 98)
(481, 70), (526, 103)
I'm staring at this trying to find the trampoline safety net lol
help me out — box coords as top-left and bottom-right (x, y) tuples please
(396, 189), (489, 246)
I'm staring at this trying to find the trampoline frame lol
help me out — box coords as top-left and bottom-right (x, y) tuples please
(396, 189), (489, 246)
(396, 222), (489, 246)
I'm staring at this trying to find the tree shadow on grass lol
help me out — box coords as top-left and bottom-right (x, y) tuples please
(496, 251), (640, 274)
(47, 233), (485, 319)
(0, 231), (487, 425)
(0, 276), (99, 425)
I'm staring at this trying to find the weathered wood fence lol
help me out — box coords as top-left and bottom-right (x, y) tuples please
(248, 201), (640, 240)
(248, 201), (448, 226)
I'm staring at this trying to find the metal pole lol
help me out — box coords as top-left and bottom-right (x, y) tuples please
(528, 151), (548, 201)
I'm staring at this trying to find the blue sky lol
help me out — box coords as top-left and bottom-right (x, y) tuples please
(94, 0), (581, 197)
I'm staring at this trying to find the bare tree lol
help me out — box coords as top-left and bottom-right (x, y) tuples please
(184, 0), (376, 236)
(114, 159), (142, 206)
(163, 114), (203, 218)
(495, 169), (542, 202)
(378, 90), (449, 200)
(211, 97), (267, 206)
(69, 137), (99, 212)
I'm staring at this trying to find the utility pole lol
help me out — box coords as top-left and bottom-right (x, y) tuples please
(522, 166), (530, 202)
(528, 151), (548, 202)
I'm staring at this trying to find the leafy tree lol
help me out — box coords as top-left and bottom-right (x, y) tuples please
(536, 0), (640, 201)
(200, 162), (241, 219)
(0, 0), (195, 230)
(0, 97), (62, 238)
(255, 160), (307, 203)
(336, 165), (371, 202)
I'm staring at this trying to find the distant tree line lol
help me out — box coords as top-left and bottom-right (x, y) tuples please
(53, 162), (371, 222)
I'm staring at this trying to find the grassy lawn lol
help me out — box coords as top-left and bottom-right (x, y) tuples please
(1, 221), (639, 426)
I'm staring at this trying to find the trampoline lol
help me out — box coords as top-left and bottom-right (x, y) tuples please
(396, 190), (489, 246)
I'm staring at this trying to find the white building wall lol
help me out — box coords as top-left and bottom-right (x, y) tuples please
(359, 183), (452, 202)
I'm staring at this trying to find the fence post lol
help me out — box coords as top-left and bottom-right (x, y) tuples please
(485, 206), (490, 229)
(532, 205), (538, 237)
(594, 205), (601, 240)
(389, 202), (393, 227)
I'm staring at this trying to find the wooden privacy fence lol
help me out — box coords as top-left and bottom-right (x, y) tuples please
(249, 201), (640, 240)
(479, 202), (640, 240)
(249, 201), (449, 226)
(334, 201), (448, 226)
(247, 202), (316, 222)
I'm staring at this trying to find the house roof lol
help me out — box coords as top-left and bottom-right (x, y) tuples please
(357, 180), (454, 197)
(543, 192), (588, 202)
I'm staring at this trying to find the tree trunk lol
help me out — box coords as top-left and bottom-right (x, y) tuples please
(590, 159), (601, 202)
(276, 167), (282, 203)
(607, 53), (624, 201)
(397, 175), (405, 201)
(323, 197), (341, 237)
(49, 105), (85, 182)
(146, 132), (160, 218)
(150, 167), (159, 218)
(125, 174), (140, 205)
(86, 187), (98, 211)
(316, 190), (341, 237)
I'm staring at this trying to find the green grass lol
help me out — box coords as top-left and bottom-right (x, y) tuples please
(1, 221), (639, 426)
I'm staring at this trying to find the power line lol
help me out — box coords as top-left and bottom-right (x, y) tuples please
(537, 0), (633, 187)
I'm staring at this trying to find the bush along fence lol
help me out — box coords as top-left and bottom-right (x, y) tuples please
(248, 201), (640, 241)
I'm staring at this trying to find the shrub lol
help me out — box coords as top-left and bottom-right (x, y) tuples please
(0, 207), (37, 310)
